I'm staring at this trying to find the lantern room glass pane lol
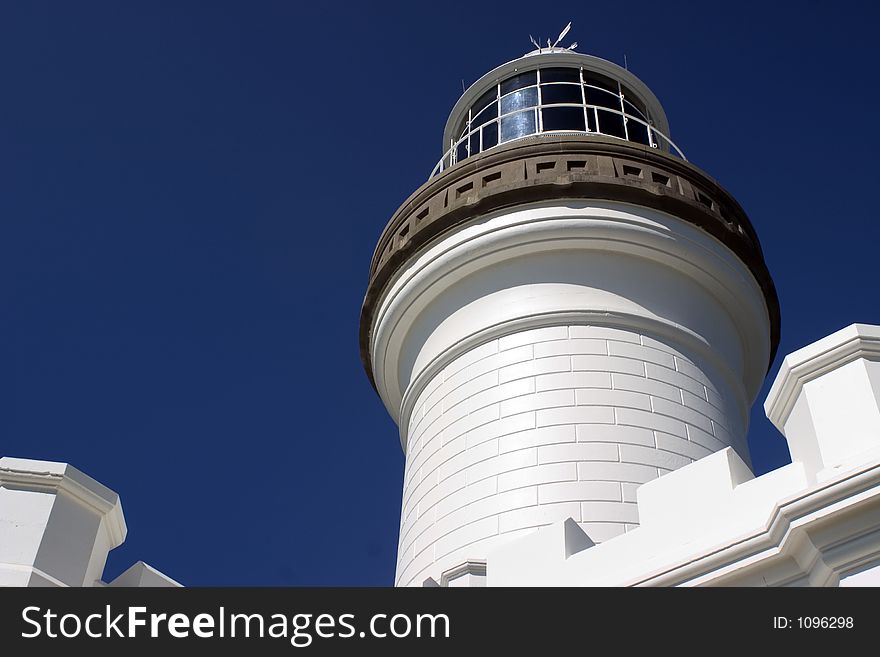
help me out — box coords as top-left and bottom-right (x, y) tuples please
(500, 70), (537, 95)
(500, 87), (538, 115)
(585, 85), (619, 110)
(473, 101), (498, 128)
(623, 97), (648, 122)
(500, 109), (536, 142)
(469, 132), (481, 156)
(539, 67), (581, 83)
(625, 118), (649, 145)
(482, 121), (498, 149)
(539, 83), (583, 106)
(473, 86), (498, 115)
(541, 106), (586, 132)
(597, 109), (626, 138)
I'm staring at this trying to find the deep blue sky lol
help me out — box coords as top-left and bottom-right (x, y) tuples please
(1, 2), (877, 586)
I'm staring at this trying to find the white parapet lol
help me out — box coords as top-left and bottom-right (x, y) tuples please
(0, 457), (126, 587)
(0, 456), (178, 587)
(765, 324), (880, 482)
(486, 324), (880, 587)
(487, 442), (880, 586)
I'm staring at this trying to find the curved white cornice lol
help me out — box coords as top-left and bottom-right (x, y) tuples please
(765, 324), (880, 429)
(369, 200), (772, 446)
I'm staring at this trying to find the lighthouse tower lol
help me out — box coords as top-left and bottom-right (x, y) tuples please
(360, 40), (779, 587)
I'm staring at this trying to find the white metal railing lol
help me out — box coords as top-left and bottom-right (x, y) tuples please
(431, 100), (686, 178)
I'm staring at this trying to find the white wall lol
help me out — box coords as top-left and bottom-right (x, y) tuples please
(396, 323), (747, 586)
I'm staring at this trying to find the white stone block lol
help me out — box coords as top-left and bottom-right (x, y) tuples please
(468, 344), (534, 380)
(467, 412), (536, 448)
(443, 404), (500, 442)
(435, 399), (470, 435)
(646, 362), (705, 398)
(651, 396), (715, 434)
(682, 389), (723, 425)
(441, 487), (537, 538)
(434, 476), (497, 519)
(619, 443), (692, 470)
(636, 447), (753, 528)
(500, 389), (575, 417)
(612, 372), (682, 403)
(573, 355), (645, 376)
(442, 370), (498, 413)
(444, 339), (498, 378)
(419, 470), (467, 519)
(537, 405), (615, 428)
(654, 432), (714, 461)
(402, 468), (439, 526)
(608, 341), (675, 369)
(421, 435), (465, 481)
(706, 386), (725, 412)
(486, 518), (594, 586)
(499, 501), (582, 533)
(672, 356), (714, 391)
(536, 371), (611, 392)
(400, 509), (435, 557)
(577, 460), (658, 484)
(406, 430), (443, 477)
(411, 401), (443, 445)
(537, 442), (619, 465)
(538, 481), (621, 504)
(499, 424), (574, 454)
(498, 462), (577, 493)
(397, 541), (436, 587)
(499, 355), (570, 383)
(575, 388), (651, 411)
(438, 438), (498, 482)
(615, 407), (687, 438)
(765, 324), (880, 480)
(442, 364), (472, 396)
(640, 334), (690, 360)
(620, 482), (640, 503)
(686, 425), (725, 452)
(434, 516), (499, 560)
(465, 447), (537, 484)
(499, 326), (568, 351)
(467, 377), (534, 413)
(580, 501), (639, 523)
(578, 522), (627, 543)
(576, 424), (655, 446)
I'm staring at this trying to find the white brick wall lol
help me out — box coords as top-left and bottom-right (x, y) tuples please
(396, 324), (743, 586)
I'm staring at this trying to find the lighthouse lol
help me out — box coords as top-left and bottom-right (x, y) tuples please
(359, 36), (779, 587)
